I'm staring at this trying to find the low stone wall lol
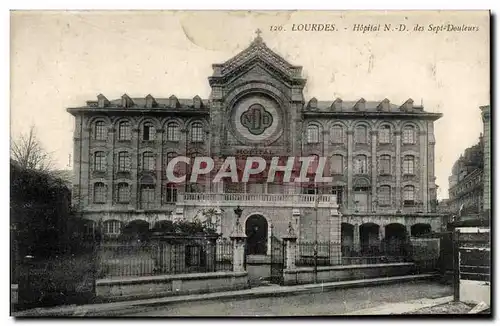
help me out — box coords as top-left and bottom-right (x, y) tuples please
(96, 271), (249, 301)
(283, 262), (416, 286)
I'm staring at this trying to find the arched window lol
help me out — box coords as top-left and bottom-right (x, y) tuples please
(93, 182), (106, 203)
(143, 152), (156, 171)
(379, 125), (391, 144)
(142, 122), (156, 141)
(307, 124), (320, 144)
(354, 155), (367, 174)
(94, 121), (107, 140)
(378, 185), (391, 206)
(379, 155), (391, 175)
(403, 155), (415, 175)
(116, 182), (130, 203)
(355, 125), (367, 144)
(118, 121), (131, 140)
(103, 220), (122, 235)
(140, 175), (155, 210)
(94, 151), (107, 171)
(191, 122), (203, 142)
(402, 126), (415, 144)
(166, 122), (180, 141)
(403, 185), (416, 206)
(331, 154), (344, 175)
(117, 151), (130, 172)
(331, 125), (344, 144)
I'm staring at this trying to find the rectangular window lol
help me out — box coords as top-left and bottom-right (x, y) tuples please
(118, 122), (131, 140)
(140, 186), (155, 209)
(354, 156), (367, 174)
(143, 153), (156, 171)
(379, 127), (391, 143)
(403, 128), (415, 144)
(94, 183), (106, 203)
(118, 152), (130, 172)
(331, 186), (343, 206)
(379, 156), (391, 175)
(94, 152), (107, 171)
(165, 185), (178, 203)
(354, 190), (369, 212)
(355, 126), (367, 143)
(117, 183), (130, 203)
(403, 157), (415, 174)
(331, 155), (343, 174)
(378, 186), (391, 206)
(331, 126), (344, 143)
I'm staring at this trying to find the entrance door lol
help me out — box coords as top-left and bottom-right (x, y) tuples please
(245, 215), (268, 255)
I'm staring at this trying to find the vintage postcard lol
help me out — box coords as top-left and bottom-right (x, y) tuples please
(10, 10), (490, 317)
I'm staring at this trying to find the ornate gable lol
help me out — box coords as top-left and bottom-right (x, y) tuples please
(209, 31), (305, 86)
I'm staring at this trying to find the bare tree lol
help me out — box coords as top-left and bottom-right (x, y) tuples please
(11, 125), (53, 172)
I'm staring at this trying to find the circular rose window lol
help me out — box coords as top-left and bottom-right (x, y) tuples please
(230, 94), (282, 144)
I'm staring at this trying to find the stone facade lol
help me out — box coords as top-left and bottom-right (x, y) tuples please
(448, 105), (491, 220)
(480, 105), (491, 214)
(67, 35), (444, 253)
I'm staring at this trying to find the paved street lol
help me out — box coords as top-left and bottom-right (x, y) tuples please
(127, 281), (452, 316)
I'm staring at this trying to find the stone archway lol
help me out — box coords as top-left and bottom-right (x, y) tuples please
(411, 223), (432, 237)
(245, 214), (269, 255)
(359, 223), (380, 256)
(384, 223), (408, 256)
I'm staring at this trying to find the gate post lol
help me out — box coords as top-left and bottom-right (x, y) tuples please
(230, 206), (247, 273)
(282, 222), (298, 270)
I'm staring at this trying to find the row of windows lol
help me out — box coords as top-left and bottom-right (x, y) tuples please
(93, 151), (181, 172)
(93, 121), (205, 142)
(93, 182), (178, 204)
(316, 185), (416, 207)
(306, 125), (417, 145)
(94, 151), (417, 176)
(328, 155), (416, 175)
(93, 182), (417, 207)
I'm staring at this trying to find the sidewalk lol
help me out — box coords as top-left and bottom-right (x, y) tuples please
(345, 296), (454, 315)
(14, 273), (436, 317)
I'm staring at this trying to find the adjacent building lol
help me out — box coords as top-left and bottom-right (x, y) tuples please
(447, 104), (491, 221)
(67, 35), (444, 257)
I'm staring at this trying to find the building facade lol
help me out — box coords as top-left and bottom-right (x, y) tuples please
(68, 35), (443, 256)
(480, 105), (491, 216)
(448, 137), (484, 217)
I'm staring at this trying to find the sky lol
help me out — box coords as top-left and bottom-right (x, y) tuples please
(10, 10), (490, 199)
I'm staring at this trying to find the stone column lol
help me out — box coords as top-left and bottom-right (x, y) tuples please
(107, 127), (115, 206)
(156, 128), (165, 206)
(132, 127), (140, 209)
(292, 208), (301, 240)
(329, 208), (341, 265)
(230, 206), (247, 273)
(419, 130), (428, 212)
(346, 130), (354, 210)
(282, 222), (298, 270)
(394, 131), (402, 210)
(379, 224), (386, 255)
(353, 223), (361, 253)
(370, 130), (378, 212)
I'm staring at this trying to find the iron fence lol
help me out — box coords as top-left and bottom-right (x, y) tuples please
(296, 241), (418, 267)
(96, 237), (233, 278)
(296, 241), (342, 267)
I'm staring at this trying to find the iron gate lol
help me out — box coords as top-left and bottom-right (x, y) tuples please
(270, 233), (285, 285)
